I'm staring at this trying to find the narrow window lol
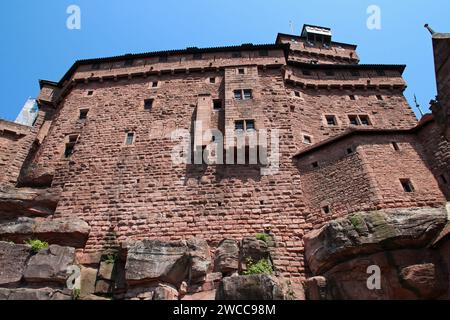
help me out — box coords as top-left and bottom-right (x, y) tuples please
(325, 115), (337, 126)
(193, 53), (202, 60)
(246, 120), (255, 131)
(349, 115), (359, 125)
(303, 135), (312, 144)
(234, 90), (243, 100)
(346, 147), (354, 155)
(351, 70), (360, 77)
(144, 99), (154, 111)
(349, 95), (356, 101)
(232, 52), (242, 58)
(302, 70), (312, 76)
(392, 142), (400, 151)
(238, 68), (245, 75)
(64, 144), (75, 158)
(159, 55), (168, 62)
(322, 205), (330, 214)
(439, 175), (448, 185)
(209, 77), (216, 84)
(376, 70), (386, 76)
(124, 59), (134, 67)
(400, 179), (414, 193)
(259, 50), (269, 57)
(91, 63), (100, 70)
(235, 120), (244, 132)
(79, 109), (89, 120)
(376, 95), (384, 101)
(294, 91), (301, 97)
(359, 115), (371, 126)
(213, 99), (222, 111)
(125, 132), (135, 145)
(87, 90), (94, 96)
(311, 161), (319, 168)
(152, 81), (158, 88)
(243, 89), (252, 100)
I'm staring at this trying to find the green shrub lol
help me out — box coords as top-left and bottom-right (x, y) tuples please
(73, 288), (81, 300)
(25, 239), (49, 254)
(243, 259), (273, 275)
(102, 253), (117, 264)
(255, 233), (270, 243)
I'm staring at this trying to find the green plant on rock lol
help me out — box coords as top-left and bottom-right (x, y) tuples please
(72, 288), (81, 300)
(102, 253), (117, 265)
(255, 233), (270, 243)
(25, 239), (49, 254)
(243, 258), (274, 275)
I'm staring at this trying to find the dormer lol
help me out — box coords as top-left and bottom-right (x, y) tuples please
(301, 24), (332, 48)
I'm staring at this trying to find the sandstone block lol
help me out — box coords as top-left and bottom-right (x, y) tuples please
(0, 241), (30, 286)
(216, 274), (285, 300)
(214, 239), (239, 274)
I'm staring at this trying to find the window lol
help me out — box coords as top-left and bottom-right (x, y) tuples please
(125, 132), (135, 145)
(376, 95), (384, 101)
(79, 109), (89, 120)
(87, 90), (94, 96)
(151, 81), (158, 88)
(159, 56), (168, 62)
(213, 99), (222, 111)
(235, 120), (255, 132)
(232, 52), (242, 58)
(124, 59), (134, 67)
(311, 161), (319, 168)
(91, 64), (100, 70)
(348, 115), (371, 126)
(294, 91), (301, 97)
(235, 120), (244, 132)
(209, 77), (216, 84)
(348, 115), (359, 125)
(400, 179), (414, 193)
(302, 70), (312, 76)
(238, 68), (245, 75)
(359, 115), (371, 126)
(144, 99), (154, 111)
(322, 205), (330, 214)
(346, 147), (354, 155)
(64, 135), (78, 158)
(246, 120), (255, 131)
(303, 135), (312, 144)
(351, 70), (360, 77)
(392, 142), (400, 151)
(234, 90), (243, 100)
(349, 95), (356, 101)
(325, 70), (335, 76)
(376, 70), (386, 76)
(259, 50), (269, 57)
(243, 89), (253, 100)
(325, 115), (337, 126)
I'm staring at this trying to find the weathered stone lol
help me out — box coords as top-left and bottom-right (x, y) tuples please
(0, 217), (90, 248)
(80, 266), (98, 298)
(125, 239), (189, 285)
(216, 274), (285, 300)
(304, 207), (448, 274)
(0, 241), (30, 286)
(95, 279), (113, 295)
(0, 186), (59, 218)
(305, 276), (328, 300)
(179, 281), (188, 296)
(181, 290), (216, 300)
(23, 245), (75, 283)
(5, 288), (71, 300)
(98, 261), (115, 280)
(187, 238), (211, 282)
(399, 263), (448, 299)
(214, 239), (239, 274)
(79, 294), (111, 301)
(240, 237), (270, 270)
(153, 284), (179, 300)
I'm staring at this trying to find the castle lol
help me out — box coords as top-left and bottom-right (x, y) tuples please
(0, 25), (449, 300)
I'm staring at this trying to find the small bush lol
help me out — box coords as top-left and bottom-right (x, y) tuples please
(243, 259), (273, 275)
(102, 253), (117, 264)
(255, 233), (270, 243)
(25, 239), (49, 254)
(73, 288), (81, 300)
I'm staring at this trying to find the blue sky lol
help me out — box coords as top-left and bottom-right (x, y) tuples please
(0, 0), (448, 121)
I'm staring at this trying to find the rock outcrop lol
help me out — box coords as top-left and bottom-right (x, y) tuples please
(0, 187), (59, 218)
(216, 274), (285, 300)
